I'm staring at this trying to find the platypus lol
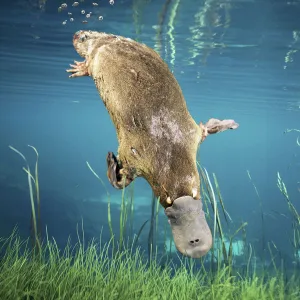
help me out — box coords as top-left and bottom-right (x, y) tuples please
(67, 30), (239, 258)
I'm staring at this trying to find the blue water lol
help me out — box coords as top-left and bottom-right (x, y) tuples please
(0, 0), (299, 268)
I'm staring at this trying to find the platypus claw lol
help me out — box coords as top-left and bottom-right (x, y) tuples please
(106, 152), (134, 189)
(66, 60), (89, 78)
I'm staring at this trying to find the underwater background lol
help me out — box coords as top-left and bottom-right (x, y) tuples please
(0, 0), (299, 280)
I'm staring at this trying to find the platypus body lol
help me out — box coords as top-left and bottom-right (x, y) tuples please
(67, 30), (239, 258)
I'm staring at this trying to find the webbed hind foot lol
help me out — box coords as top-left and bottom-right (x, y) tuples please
(200, 118), (239, 142)
(106, 152), (134, 189)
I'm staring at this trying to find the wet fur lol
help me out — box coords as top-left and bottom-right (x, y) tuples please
(73, 32), (202, 207)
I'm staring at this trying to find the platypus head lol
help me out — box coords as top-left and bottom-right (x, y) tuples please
(72, 30), (102, 57)
(73, 30), (120, 58)
(165, 196), (212, 258)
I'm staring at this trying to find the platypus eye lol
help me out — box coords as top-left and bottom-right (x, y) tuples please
(78, 32), (89, 42)
(74, 31), (88, 42)
(80, 34), (87, 42)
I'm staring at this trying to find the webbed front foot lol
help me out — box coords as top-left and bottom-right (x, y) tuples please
(200, 118), (239, 142)
(66, 60), (89, 78)
(106, 152), (134, 189)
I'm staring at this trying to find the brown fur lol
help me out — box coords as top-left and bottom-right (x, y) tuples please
(67, 31), (239, 258)
(67, 31), (238, 209)
(71, 32), (202, 207)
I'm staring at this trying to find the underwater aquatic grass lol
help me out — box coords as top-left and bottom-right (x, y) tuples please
(3, 146), (300, 299)
(86, 161), (155, 258)
(199, 165), (247, 277)
(86, 161), (114, 240)
(281, 128), (300, 265)
(1, 230), (299, 300)
(284, 128), (300, 147)
(277, 172), (300, 266)
(8, 145), (42, 257)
